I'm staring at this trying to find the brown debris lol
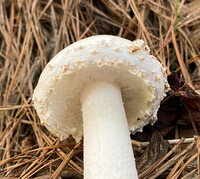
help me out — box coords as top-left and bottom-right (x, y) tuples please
(136, 131), (169, 173)
(21, 136), (36, 153)
(0, 0), (200, 178)
(175, 84), (200, 126)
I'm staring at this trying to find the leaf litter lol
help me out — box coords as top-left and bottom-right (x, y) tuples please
(0, 0), (200, 178)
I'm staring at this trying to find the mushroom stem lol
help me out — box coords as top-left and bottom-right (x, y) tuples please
(80, 81), (138, 179)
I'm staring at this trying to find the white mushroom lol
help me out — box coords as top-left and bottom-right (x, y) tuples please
(33, 35), (169, 179)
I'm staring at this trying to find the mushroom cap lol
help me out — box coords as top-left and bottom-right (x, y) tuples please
(33, 35), (169, 142)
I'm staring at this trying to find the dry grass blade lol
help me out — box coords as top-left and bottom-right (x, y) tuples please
(132, 137), (196, 148)
(129, 0), (154, 49)
(19, 150), (55, 179)
(175, 53), (200, 73)
(166, 154), (187, 179)
(181, 169), (197, 179)
(166, 138), (200, 179)
(51, 140), (82, 179)
(3, 28), (31, 106)
(171, 152), (198, 179)
(38, 127), (83, 175)
(171, 25), (192, 85)
(0, 143), (76, 169)
(0, 109), (28, 148)
(0, 98), (31, 144)
(0, 104), (32, 111)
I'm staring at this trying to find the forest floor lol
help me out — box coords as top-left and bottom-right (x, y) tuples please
(0, 0), (200, 178)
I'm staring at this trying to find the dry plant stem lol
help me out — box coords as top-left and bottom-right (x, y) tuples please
(19, 144), (56, 178)
(0, 99), (30, 145)
(3, 27), (31, 106)
(180, 169), (197, 179)
(0, 104), (32, 111)
(132, 138), (196, 148)
(139, 138), (185, 178)
(18, 140), (63, 178)
(51, 140), (82, 179)
(19, 150), (54, 179)
(81, 81), (138, 178)
(0, 147), (20, 152)
(166, 154), (187, 179)
(130, 0), (154, 49)
(146, 141), (196, 179)
(78, 20), (96, 40)
(171, 152), (199, 179)
(171, 25), (192, 85)
(0, 143), (77, 169)
(175, 53), (200, 73)
(0, 158), (39, 175)
(196, 137), (200, 175)
(39, 129), (83, 175)
(28, 157), (62, 178)
(25, 169), (82, 179)
(0, 109), (28, 147)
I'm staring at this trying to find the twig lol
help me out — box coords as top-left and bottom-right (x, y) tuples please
(132, 137), (196, 148)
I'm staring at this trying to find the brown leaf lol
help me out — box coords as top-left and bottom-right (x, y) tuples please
(175, 84), (200, 124)
(136, 131), (169, 173)
(21, 136), (36, 153)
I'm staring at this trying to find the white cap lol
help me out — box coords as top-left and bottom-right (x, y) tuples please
(33, 35), (169, 142)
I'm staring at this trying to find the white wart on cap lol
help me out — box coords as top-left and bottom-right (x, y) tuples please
(33, 35), (169, 142)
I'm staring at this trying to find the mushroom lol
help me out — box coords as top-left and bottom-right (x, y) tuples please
(33, 35), (169, 179)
